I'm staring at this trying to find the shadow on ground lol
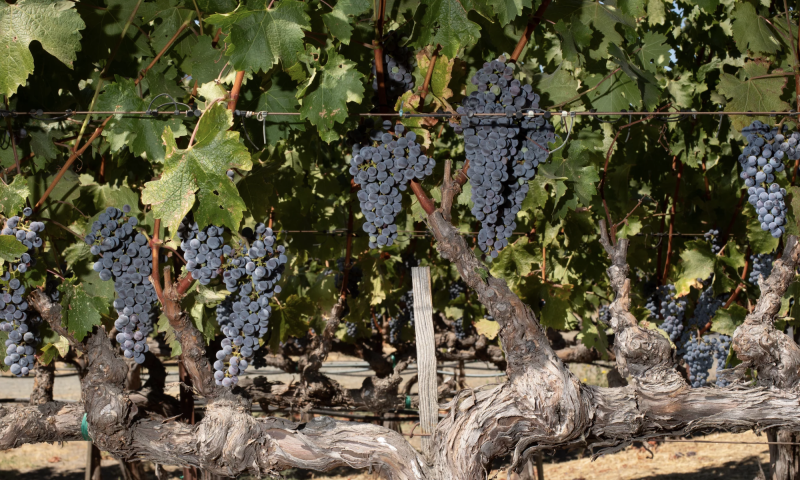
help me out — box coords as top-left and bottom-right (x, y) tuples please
(0, 464), (129, 480)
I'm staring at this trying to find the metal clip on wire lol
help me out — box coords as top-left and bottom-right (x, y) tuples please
(256, 111), (268, 145)
(548, 111), (575, 155)
(146, 93), (178, 116)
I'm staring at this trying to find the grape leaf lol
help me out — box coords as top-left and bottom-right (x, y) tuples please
(252, 72), (305, 146)
(184, 35), (228, 87)
(718, 61), (790, 132)
(269, 294), (313, 352)
(412, 0), (485, 58)
(196, 0), (237, 14)
(547, 0), (636, 47)
(474, 317), (499, 340)
(207, 0), (310, 73)
(0, 236), (28, 262)
(531, 64), (581, 105)
(577, 318), (608, 357)
(297, 50), (365, 140)
(588, 71), (642, 112)
(139, 0), (196, 58)
(636, 31), (670, 73)
(156, 314), (181, 357)
(731, 2), (780, 55)
(711, 304), (747, 337)
(0, 0), (86, 97)
(673, 240), (715, 295)
(489, 236), (537, 281)
(141, 103), (253, 236)
(488, 0), (531, 25)
(59, 280), (106, 342)
(0, 176), (30, 216)
(95, 77), (188, 163)
(322, 0), (371, 44)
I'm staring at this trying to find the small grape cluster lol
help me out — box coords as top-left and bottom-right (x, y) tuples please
(704, 229), (721, 254)
(647, 284), (687, 343)
(86, 206), (156, 364)
(371, 34), (415, 107)
(351, 123), (435, 248)
(454, 317), (471, 340)
(683, 333), (714, 388)
(598, 304), (611, 324)
(738, 121), (794, 238)
(345, 321), (358, 339)
(1, 276), (39, 377)
(451, 57), (554, 259)
(1, 207), (45, 274)
(449, 281), (466, 300)
(749, 253), (775, 285)
(388, 290), (415, 345)
(213, 223), (287, 387)
(335, 257), (363, 299)
(712, 335), (732, 387)
(177, 217), (225, 286)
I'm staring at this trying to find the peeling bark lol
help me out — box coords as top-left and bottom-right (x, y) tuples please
(29, 359), (55, 405)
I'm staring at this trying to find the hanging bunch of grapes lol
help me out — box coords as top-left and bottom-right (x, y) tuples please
(450, 56), (555, 259)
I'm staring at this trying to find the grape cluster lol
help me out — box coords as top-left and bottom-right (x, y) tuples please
(1, 207), (45, 274)
(1, 275), (39, 377)
(738, 121), (795, 239)
(647, 284), (687, 342)
(388, 290), (415, 345)
(749, 253), (774, 285)
(335, 257), (363, 298)
(454, 317), (470, 340)
(683, 333), (714, 388)
(712, 335), (732, 387)
(345, 321), (358, 339)
(598, 304), (611, 324)
(450, 57), (554, 259)
(177, 217), (225, 286)
(371, 34), (415, 107)
(351, 123), (435, 248)
(86, 206), (156, 364)
(704, 229), (721, 254)
(213, 223), (287, 387)
(449, 281), (466, 300)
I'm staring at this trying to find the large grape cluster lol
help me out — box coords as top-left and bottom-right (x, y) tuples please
(213, 223), (287, 387)
(351, 123), (435, 248)
(738, 121), (796, 239)
(1, 275), (39, 377)
(704, 229), (721, 254)
(450, 57), (554, 259)
(647, 284), (687, 342)
(749, 253), (774, 285)
(371, 34), (415, 107)
(177, 217), (225, 286)
(335, 257), (363, 299)
(87, 206), (157, 364)
(1, 207), (45, 274)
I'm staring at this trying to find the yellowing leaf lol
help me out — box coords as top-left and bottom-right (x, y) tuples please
(474, 317), (499, 340)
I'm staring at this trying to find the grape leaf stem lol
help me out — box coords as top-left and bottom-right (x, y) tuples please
(509, 0), (553, 62)
(419, 45), (441, 102)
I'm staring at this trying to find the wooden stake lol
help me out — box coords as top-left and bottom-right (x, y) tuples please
(411, 266), (437, 460)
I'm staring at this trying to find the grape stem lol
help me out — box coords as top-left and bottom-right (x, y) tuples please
(150, 219), (165, 305)
(227, 71), (246, 112)
(419, 45), (441, 102)
(509, 0), (553, 62)
(135, 18), (192, 86)
(662, 159), (684, 283)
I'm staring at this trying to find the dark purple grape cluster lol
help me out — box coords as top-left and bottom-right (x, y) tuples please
(739, 121), (795, 239)
(450, 57), (554, 259)
(704, 229), (721, 254)
(712, 335), (731, 387)
(371, 34), (415, 108)
(683, 333), (714, 388)
(345, 321), (358, 339)
(1, 275), (39, 377)
(449, 281), (466, 300)
(335, 257), (362, 299)
(647, 284), (686, 343)
(1, 207), (44, 274)
(177, 217), (225, 286)
(749, 253), (774, 285)
(351, 122), (435, 249)
(213, 223), (287, 387)
(86, 206), (157, 364)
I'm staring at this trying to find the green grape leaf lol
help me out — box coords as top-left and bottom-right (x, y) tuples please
(157, 314), (181, 357)
(253, 72), (305, 145)
(197, 0), (237, 14)
(540, 285), (571, 330)
(636, 31), (671, 73)
(59, 280), (106, 342)
(0, 0), (86, 97)
(489, 236), (537, 281)
(139, 0), (195, 57)
(185, 35), (229, 87)
(531, 64), (581, 105)
(487, 0), (531, 25)
(0, 236), (27, 262)
(588, 71), (642, 112)
(412, 0), (484, 58)
(673, 240), (716, 295)
(548, 0), (636, 47)
(207, 0), (310, 73)
(615, 215), (643, 239)
(0, 176), (30, 216)
(711, 304), (748, 337)
(269, 294), (313, 352)
(718, 61), (790, 132)
(322, 0), (371, 44)
(141, 103), (253, 235)
(745, 202), (779, 254)
(95, 77), (188, 163)
(731, 2), (781, 55)
(298, 50), (365, 138)
(577, 318), (608, 357)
